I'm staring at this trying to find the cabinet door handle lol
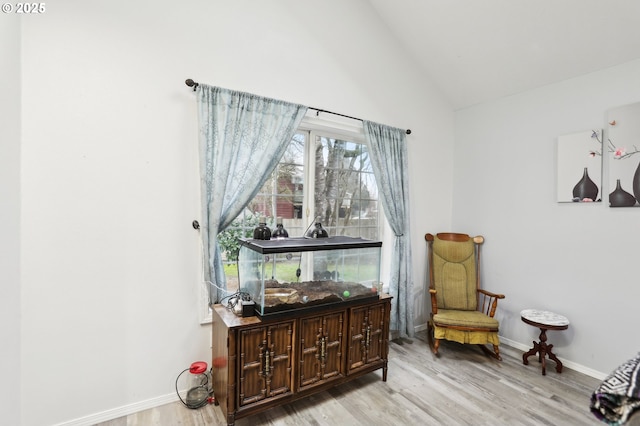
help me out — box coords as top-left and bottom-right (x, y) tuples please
(321, 336), (326, 360)
(264, 349), (271, 376)
(366, 325), (371, 348)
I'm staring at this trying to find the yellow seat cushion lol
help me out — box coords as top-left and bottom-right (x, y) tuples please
(433, 309), (499, 330)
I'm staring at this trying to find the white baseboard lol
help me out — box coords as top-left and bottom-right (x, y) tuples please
(414, 322), (429, 332)
(52, 392), (180, 426)
(413, 323), (608, 381)
(498, 336), (607, 381)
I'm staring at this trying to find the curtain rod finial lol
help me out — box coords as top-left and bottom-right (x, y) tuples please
(185, 79), (199, 91)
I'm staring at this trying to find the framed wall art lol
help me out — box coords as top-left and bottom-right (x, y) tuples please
(606, 102), (640, 207)
(557, 129), (602, 203)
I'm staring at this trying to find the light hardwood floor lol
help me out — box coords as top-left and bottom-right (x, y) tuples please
(97, 332), (606, 425)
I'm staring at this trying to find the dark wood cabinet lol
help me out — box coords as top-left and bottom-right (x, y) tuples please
(347, 302), (389, 380)
(298, 310), (347, 391)
(211, 294), (391, 426)
(238, 320), (294, 407)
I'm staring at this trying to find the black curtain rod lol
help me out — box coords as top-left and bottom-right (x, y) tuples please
(185, 79), (411, 135)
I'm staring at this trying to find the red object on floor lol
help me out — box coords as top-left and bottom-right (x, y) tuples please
(189, 361), (208, 374)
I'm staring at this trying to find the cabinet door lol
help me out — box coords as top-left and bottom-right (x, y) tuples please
(365, 302), (386, 363)
(347, 302), (387, 374)
(238, 320), (294, 407)
(298, 311), (346, 390)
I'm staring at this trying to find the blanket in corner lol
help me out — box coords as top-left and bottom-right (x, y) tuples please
(591, 352), (640, 425)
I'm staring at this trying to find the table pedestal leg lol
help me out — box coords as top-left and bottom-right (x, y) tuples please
(522, 328), (563, 375)
(546, 344), (563, 374)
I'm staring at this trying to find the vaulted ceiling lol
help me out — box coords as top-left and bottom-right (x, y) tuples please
(369, 0), (640, 110)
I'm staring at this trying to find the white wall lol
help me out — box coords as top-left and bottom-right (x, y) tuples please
(0, 15), (22, 426)
(453, 59), (640, 376)
(19, 1), (453, 424)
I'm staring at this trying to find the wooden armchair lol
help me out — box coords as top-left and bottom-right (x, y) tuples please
(425, 233), (505, 360)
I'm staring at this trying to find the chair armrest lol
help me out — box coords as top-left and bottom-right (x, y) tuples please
(478, 289), (505, 299)
(429, 288), (438, 314)
(477, 289), (505, 318)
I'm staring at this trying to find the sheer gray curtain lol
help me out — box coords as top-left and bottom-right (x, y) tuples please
(363, 121), (414, 338)
(197, 85), (307, 303)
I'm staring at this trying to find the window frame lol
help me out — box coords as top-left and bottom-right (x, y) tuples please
(199, 113), (389, 324)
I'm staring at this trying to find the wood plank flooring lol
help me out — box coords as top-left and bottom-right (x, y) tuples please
(96, 332), (608, 426)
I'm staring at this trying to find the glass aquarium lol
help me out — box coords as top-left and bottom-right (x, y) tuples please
(238, 236), (382, 317)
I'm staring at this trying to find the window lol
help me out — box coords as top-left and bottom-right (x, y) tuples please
(217, 117), (384, 294)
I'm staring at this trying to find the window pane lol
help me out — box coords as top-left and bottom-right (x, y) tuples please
(217, 133), (307, 289)
(313, 136), (379, 239)
(276, 133), (306, 237)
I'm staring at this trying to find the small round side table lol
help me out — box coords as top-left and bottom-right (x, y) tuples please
(521, 309), (570, 375)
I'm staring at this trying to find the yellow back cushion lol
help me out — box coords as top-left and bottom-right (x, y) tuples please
(432, 237), (477, 311)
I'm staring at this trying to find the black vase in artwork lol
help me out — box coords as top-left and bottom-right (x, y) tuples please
(633, 160), (640, 204)
(609, 179), (637, 207)
(572, 167), (599, 201)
